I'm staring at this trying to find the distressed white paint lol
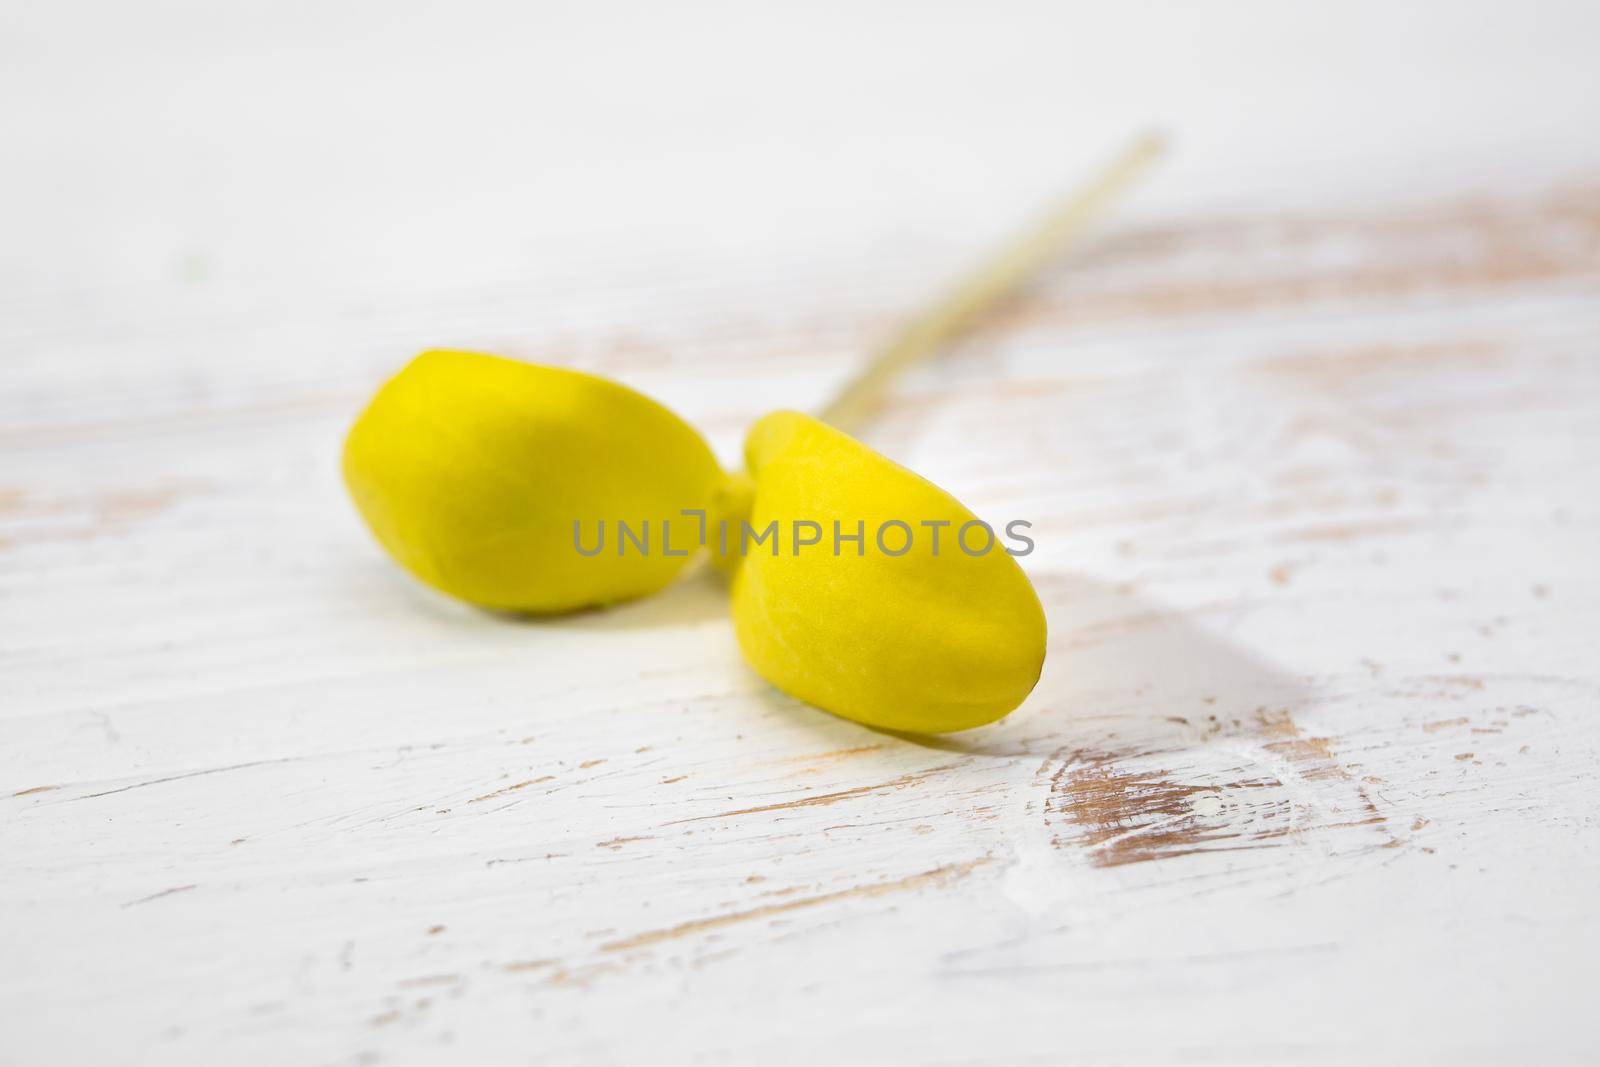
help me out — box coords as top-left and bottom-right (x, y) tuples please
(3, 2), (1600, 1063)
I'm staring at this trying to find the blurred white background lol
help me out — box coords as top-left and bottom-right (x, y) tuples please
(5, 0), (1598, 299)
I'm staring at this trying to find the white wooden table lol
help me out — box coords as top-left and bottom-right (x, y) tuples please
(4, 2), (1599, 1063)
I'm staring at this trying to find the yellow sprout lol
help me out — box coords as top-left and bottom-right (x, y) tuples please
(342, 350), (723, 613)
(728, 411), (1046, 732)
(341, 136), (1163, 730)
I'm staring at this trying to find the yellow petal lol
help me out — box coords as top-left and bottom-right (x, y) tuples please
(731, 411), (1046, 733)
(343, 350), (724, 613)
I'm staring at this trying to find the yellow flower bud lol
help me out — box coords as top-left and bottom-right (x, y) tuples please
(342, 350), (724, 613)
(729, 411), (1046, 733)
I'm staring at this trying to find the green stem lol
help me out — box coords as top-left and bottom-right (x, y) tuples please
(817, 131), (1167, 432)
